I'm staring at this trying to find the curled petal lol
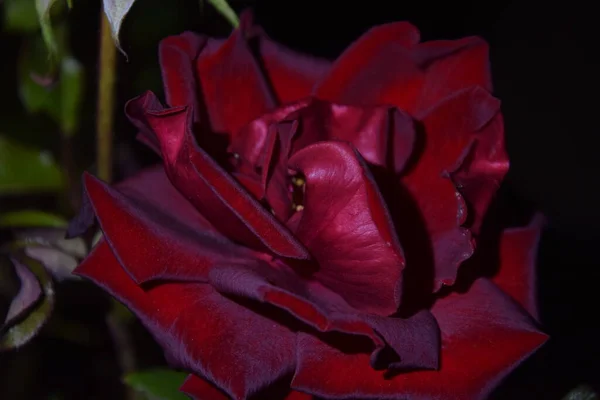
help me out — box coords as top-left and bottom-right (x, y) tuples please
(288, 141), (405, 316)
(292, 279), (547, 400)
(75, 242), (297, 400)
(126, 92), (310, 260)
(4, 259), (42, 327)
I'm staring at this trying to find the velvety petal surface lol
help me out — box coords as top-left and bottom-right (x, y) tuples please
(82, 170), (251, 284)
(288, 141), (405, 316)
(75, 242), (297, 400)
(292, 279), (547, 400)
(399, 86), (501, 291)
(493, 216), (544, 320)
(126, 92), (310, 260)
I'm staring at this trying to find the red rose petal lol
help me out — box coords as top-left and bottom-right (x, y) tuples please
(76, 242), (297, 400)
(400, 86), (501, 291)
(209, 261), (439, 372)
(241, 15), (330, 104)
(315, 24), (491, 118)
(196, 20), (276, 136)
(493, 216), (544, 321)
(126, 92), (310, 260)
(292, 279), (547, 399)
(159, 32), (206, 121)
(288, 141), (405, 316)
(451, 113), (509, 234)
(314, 22), (422, 108)
(82, 170), (251, 284)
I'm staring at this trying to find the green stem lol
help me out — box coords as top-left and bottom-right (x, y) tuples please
(96, 11), (117, 183)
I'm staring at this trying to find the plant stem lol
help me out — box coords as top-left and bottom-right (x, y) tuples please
(96, 10), (117, 183)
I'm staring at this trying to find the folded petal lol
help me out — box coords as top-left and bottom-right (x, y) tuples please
(4, 258), (42, 326)
(399, 86), (501, 291)
(76, 241), (297, 400)
(195, 16), (276, 136)
(209, 261), (439, 372)
(82, 167), (251, 284)
(292, 279), (547, 400)
(126, 92), (310, 260)
(159, 32), (206, 121)
(493, 216), (544, 321)
(288, 141), (405, 316)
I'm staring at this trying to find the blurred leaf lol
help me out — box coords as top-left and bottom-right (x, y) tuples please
(124, 369), (189, 400)
(103, 0), (136, 51)
(0, 210), (67, 228)
(58, 57), (84, 136)
(562, 385), (599, 400)
(0, 135), (64, 195)
(35, 0), (61, 57)
(3, 258), (42, 327)
(207, 0), (238, 27)
(0, 255), (54, 350)
(3, 0), (39, 32)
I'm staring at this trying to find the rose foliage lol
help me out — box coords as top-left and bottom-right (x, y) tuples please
(69, 11), (547, 400)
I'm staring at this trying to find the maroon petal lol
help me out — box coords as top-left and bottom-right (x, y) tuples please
(241, 13), (330, 104)
(75, 241), (297, 400)
(82, 168), (252, 284)
(209, 261), (439, 372)
(400, 86), (501, 291)
(451, 113), (508, 234)
(314, 22), (422, 108)
(4, 259), (42, 326)
(288, 141), (404, 316)
(181, 374), (314, 400)
(493, 216), (544, 321)
(292, 279), (547, 399)
(159, 32), (206, 121)
(195, 16), (276, 136)
(126, 92), (310, 260)
(315, 24), (491, 119)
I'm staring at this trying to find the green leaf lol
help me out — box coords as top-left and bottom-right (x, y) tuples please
(0, 255), (55, 350)
(0, 135), (64, 195)
(0, 210), (67, 228)
(207, 0), (239, 28)
(35, 0), (61, 57)
(3, 0), (40, 33)
(124, 369), (189, 400)
(562, 385), (599, 400)
(58, 57), (84, 136)
(102, 0), (136, 52)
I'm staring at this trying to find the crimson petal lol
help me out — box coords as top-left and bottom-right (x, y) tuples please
(209, 261), (439, 372)
(241, 11), (331, 104)
(75, 241), (297, 400)
(493, 216), (544, 321)
(82, 168), (251, 284)
(292, 279), (547, 399)
(288, 141), (405, 316)
(159, 32), (206, 121)
(125, 92), (310, 260)
(400, 86), (501, 291)
(195, 12), (276, 137)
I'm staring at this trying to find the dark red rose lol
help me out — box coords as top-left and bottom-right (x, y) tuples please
(72, 11), (547, 400)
